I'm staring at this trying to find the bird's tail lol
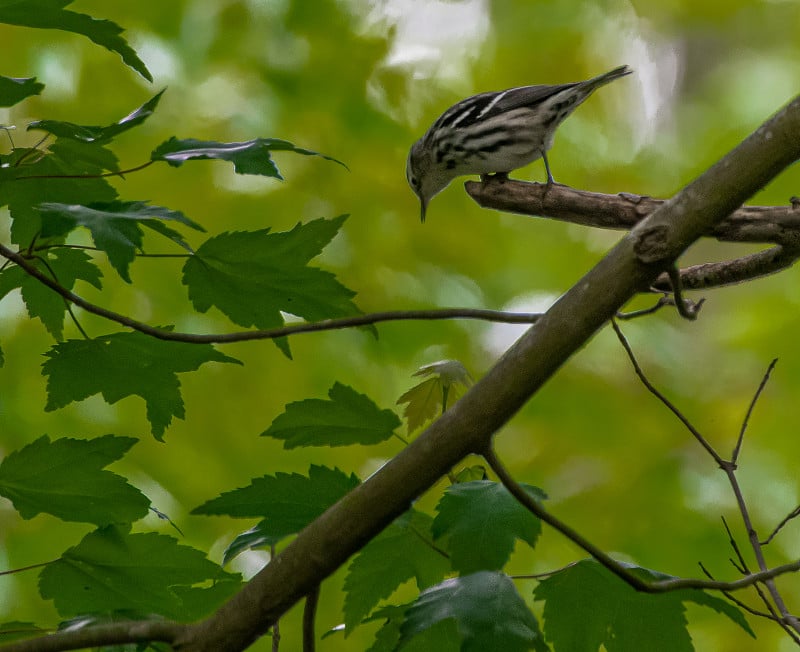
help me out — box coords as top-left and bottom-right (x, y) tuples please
(583, 65), (633, 91)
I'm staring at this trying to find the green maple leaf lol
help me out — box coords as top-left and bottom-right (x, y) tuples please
(39, 526), (241, 620)
(400, 571), (547, 652)
(262, 382), (401, 448)
(151, 137), (346, 178)
(0, 434), (148, 526)
(191, 465), (360, 561)
(37, 200), (203, 282)
(397, 360), (473, 433)
(182, 216), (359, 356)
(0, 1), (151, 81)
(41, 331), (241, 440)
(28, 90), (164, 143)
(432, 480), (545, 574)
(343, 510), (449, 631)
(0, 75), (44, 107)
(533, 559), (754, 651)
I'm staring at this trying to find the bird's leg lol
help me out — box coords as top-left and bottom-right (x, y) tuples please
(542, 152), (555, 185)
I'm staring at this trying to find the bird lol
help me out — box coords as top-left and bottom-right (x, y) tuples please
(406, 65), (632, 222)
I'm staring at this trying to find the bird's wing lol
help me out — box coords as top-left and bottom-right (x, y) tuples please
(431, 83), (576, 134)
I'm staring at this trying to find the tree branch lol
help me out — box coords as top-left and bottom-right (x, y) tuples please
(465, 178), (800, 247)
(484, 445), (800, 593)
(0, 620), (185, 652)
(164, 95), (800, 651)
(0, 243), (541, 341)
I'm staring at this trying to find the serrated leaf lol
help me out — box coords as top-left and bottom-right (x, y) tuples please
(262, 382), (401, 448)
(182, 217), (360, 340)
(364, 604), (459, 652)
(397, 360), (473, 433)
(28, 91), (164, 143)
(0, 2), (152, 81)
(48, 138), (120, 173)
(0, 75), (44, 107)
(0, 435), (148, 526)
(37, 200), (203, 281)
(400, 571), (547, 652)
(221, 526), (284, 566)
(193, 465), (360, 555)
(41, 331), (241, 440)
(0, 248), (102, 339)
(39, 527), (240, 620)
(343, 510), (449, 632)
(0, 152), (118, 246)
(151, 137), (346, 178)
(432, 481), (545, 574)
(533, 559), (754, 652)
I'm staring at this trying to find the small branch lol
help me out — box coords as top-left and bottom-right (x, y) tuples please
(302, 585), (320, 652)
(0, 560), (57, 576)
(465, 179), (800, 247)
(732, 359), (778, 464)
(0, 241), (540, 343)
(651, 246), (800, 291)
(483, 445), (800, 593)
(616, 294), (675, 320)
(14, 159), (155, 180)
(0, 620), (185, 652)
(614, 320), (799, 635)
(610, 319), (725, 465)
(763, 506), (800, 546)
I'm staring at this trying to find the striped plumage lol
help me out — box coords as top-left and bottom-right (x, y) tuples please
(406, 65), (632, 222)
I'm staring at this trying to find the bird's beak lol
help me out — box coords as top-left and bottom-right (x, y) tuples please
(420, 197), (428, 223)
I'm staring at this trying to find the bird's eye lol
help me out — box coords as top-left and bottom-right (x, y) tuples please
(410, 175), (418, 188)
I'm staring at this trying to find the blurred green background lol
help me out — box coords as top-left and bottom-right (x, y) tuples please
(2, 0), (800, 650)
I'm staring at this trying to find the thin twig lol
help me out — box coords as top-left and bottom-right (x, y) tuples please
(763, 506), (800, 546)
(732, 358), (778, 464)
(0, 560), (57, 576)
(483, 445), (800, 593)
(616, 294), (674, 320)
(14, 159), (155, 180)
(302, 585), (320, 652)
(0, 241), (541, 343)
(33, 254), (90, 339)
(610, 318), (725, 465)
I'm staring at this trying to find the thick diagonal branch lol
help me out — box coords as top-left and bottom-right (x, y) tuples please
(165, 100), (800, 650)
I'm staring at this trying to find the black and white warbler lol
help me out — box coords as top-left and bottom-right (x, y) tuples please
(406, 65), (632, 222)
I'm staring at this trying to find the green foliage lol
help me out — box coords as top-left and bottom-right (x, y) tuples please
(432, 480), (545, 574)
(397, 360), (473, 433)
(400, 571), (547, 652)
(533, 560), (754, 651)
(41, 332), (241, 439)
(183, 216), (358, 327)
(38, 526), (241, 620)
(192, 465), (360, 561)
(28, 90), (164, 144)
(0, 75), (43, 106)
(262, 381), (402, 448)
(343, 510), (449, 632)
(37, 200), (202, 281)
(0, 434), (149, 525)
(0, 0), (151, 80)
(151, 137), (346, 178)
